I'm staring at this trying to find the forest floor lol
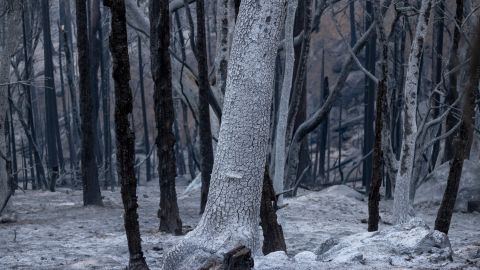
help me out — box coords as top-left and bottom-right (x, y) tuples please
(1, 177), (479, 270)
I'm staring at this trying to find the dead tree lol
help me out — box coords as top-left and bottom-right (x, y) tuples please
(368, 0), (389, 232)
(149, 0), (183, 234)
(444, 0), (464, 162)
(434, 16), (480, 235)
(104, 0), (150, 268)
(260, 166), (287, 255)
(41, 0), (61, 191)
(76, 0), (103, 206)
(196, 0), (215, 214)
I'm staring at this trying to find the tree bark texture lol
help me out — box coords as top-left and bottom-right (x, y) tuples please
(76, 0), (103, 206)
(392, 0), (432, 224)
(104, 0), (149, 268)
(149, 0), (183, 235)
(161, 1), (286, 268)
(434, 16), (480, 235)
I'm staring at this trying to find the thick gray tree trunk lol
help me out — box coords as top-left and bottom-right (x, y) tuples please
(392, 0), (432, 224)
(161, 1), (286, 268)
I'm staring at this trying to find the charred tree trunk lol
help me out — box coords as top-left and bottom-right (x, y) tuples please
(429, 0), (444, 170)
(362, 0), (376, 193)
(149, 0), (182, 234)
(196, 0), (215, 214)
(368, 1), (388, 231)
(443, 0), (464, 162)
(434, 17), (480, 234)
(260, 166), (286, 255)
(104, 0), (149, 268)
(76, 0), (102, 206)
(41, 0), (61, 191)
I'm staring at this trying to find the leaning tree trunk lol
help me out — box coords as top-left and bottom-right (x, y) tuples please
(444, 0), (464, 163)
(434, 16), (480, 234)
(392, 0), (432, 224)
(104, 0), (150, 268)
(0, 0), (22, 215)
(149, 0), (182, 235)
(161, 1), (287, 269)
(76, 0), (103, 206)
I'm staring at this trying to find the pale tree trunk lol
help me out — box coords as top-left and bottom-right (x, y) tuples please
(0, 0), (22, 215)
(214, 0), (237, 102)
(392, 0), (432, 224)
(161, 1), (286, 268)
(273, 0), (297, 203)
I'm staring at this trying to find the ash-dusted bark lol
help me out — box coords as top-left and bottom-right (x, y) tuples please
(0, 0), (22, 214)
(76, 0), (103, 206)
(434, 17), (480, 234)
(149, 0), (182, 234)
(272, 0), (297, 203)
(104, 1), (149, 268)
(161, 1), (286, 268)
(196, 0), (215, 214)
(392, 0), (432, 224)
(367, 0), (388, 232)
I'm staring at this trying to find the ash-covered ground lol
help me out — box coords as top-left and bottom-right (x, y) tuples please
(1, 175), (479, 269)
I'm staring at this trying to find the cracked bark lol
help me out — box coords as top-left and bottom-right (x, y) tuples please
(161, 1), (286, 268)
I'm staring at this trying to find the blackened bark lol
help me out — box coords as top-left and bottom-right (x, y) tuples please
(362, 0), (376, 193)
(368, 5), (388, 230)
(260, 166), (287, 255)
(76, 0), (102, 206)
(429, 0), (444, 170)
(149, 0), (182, 234)
(104, 0), (149, 268)
(196, 0), (215, 214)
(7, 89), (18, 191)
(444, 0), (463, 162)
(434, 17), (480, 235)
(90, 0), (104, 166)
(41, 0), (60, 191)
